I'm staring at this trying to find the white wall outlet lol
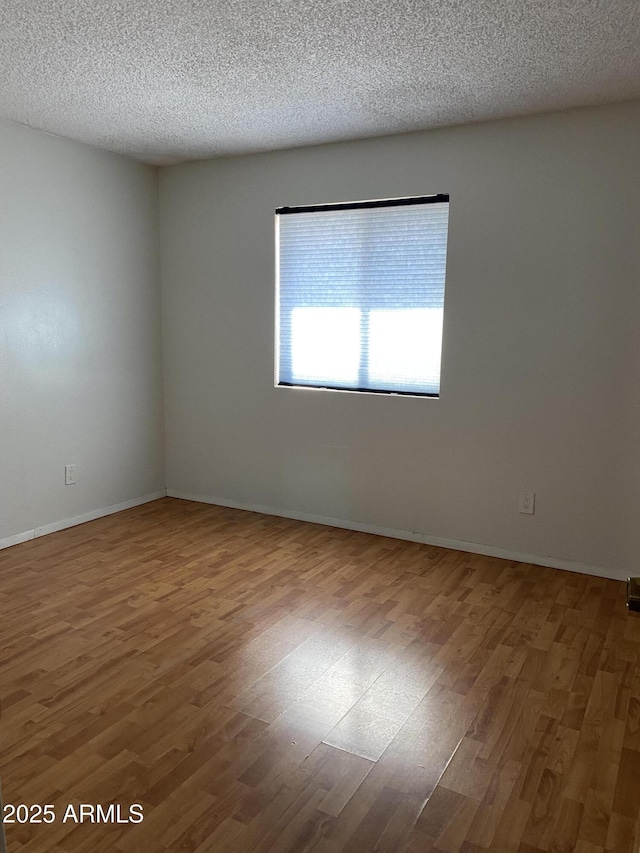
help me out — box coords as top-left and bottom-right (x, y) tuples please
(519, 490), (535, 514)
(65, 464), (77, 485)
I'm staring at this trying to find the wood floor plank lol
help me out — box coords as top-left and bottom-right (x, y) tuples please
(1, 497), (639, 852)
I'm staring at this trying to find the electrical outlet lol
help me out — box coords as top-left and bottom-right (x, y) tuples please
(519, 491), (535, 514)
(65, 464), (77, 486)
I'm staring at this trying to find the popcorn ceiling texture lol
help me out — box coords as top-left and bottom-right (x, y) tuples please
(1, 0), (639, 163)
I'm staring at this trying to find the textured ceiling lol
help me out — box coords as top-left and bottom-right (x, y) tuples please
(1, 0), (639, 164)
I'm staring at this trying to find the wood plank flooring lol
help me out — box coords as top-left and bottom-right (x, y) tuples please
(1, 497), (639, 852)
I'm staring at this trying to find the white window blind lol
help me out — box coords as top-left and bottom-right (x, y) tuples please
(276, 195), (449, 396)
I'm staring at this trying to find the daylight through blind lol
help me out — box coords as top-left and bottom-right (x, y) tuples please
(276, 195), (449, 396)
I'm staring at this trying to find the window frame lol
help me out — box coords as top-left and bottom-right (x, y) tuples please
(275, 194), (449, 399)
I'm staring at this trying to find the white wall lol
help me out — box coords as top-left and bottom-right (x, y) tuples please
(0, 119), (165, 544)
(6, 101), (636, 579)
(159, 100), (640, 579)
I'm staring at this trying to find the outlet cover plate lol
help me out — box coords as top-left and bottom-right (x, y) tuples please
(519, 491), (535, 514)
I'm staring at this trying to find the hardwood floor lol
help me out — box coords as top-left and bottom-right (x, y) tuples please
(1, 497), (639, 852)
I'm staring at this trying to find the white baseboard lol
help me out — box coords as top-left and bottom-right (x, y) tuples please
(0, 529), (36, 550)
(0, 490), (167, 552)
(167, 489), (622, 582)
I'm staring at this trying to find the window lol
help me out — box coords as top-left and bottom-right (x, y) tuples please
(275, 194), (449, 397)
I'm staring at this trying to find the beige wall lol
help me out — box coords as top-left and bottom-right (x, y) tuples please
(159, 100), (640, 579)
(0, 119), (165, 544)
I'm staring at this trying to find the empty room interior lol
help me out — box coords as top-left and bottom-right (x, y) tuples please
(1, 1), (640, 852)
